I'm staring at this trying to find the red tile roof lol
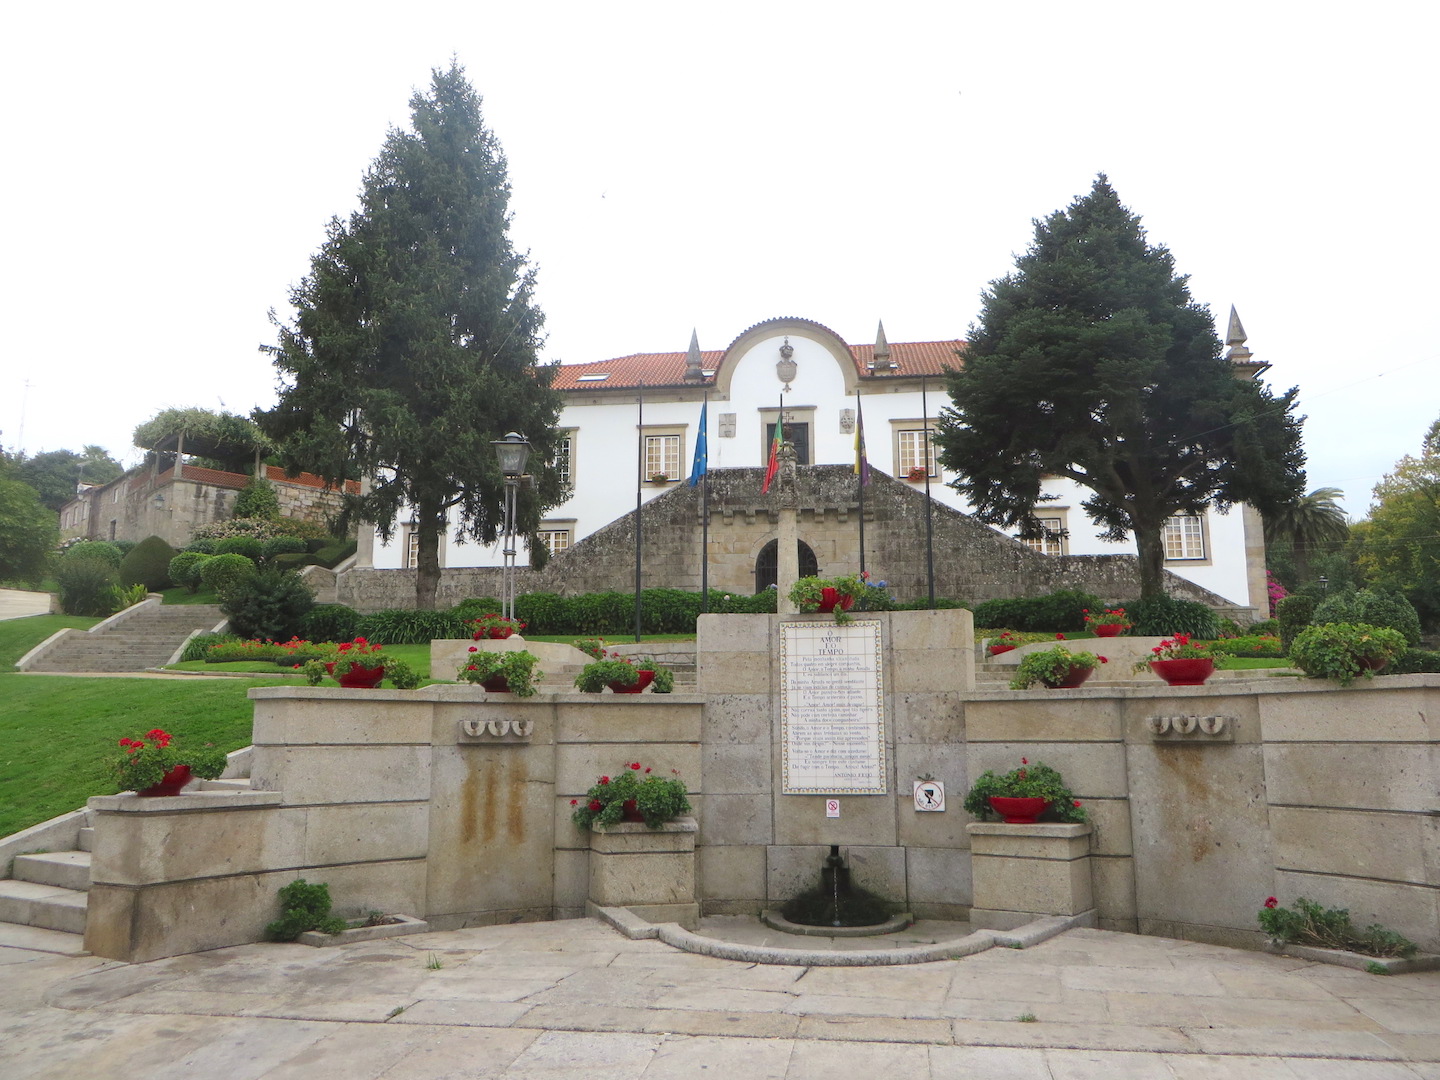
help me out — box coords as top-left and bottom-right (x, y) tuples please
(552, 340), (965, 391)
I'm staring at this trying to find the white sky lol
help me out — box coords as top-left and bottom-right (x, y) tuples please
(3, 1), (1435, 518)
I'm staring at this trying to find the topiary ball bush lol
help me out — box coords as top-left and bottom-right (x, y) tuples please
(199, 552), (257, 601)
(168, 552), (210, 593)
(63, 540), (123, 567)
(1275, 593), (1316, 652)
(119, 535), (178, 591)
(214, 536), (264, 562)
(185, 537), (218, 555)
(1313, 588), (1422, 646)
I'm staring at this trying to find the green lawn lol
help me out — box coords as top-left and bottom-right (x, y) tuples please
(0, 674), (284, 837)
(0, 615), (100, 668)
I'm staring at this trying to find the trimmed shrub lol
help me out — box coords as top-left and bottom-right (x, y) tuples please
(311, 540), (358, 568)
(181, 632), (240, 662)
(272, 552), (318, 571)
(971, 590), (1100, 633)
(185, 537), (218, 555)
(113, 540), (136, 556)
(119, 535), (177, 591)
(214, 536), (265, 562)
(232, 476), (281, 521)
(1128, 596), (1218, 638)
(300, 604), (366, 644)
(57, 556), (120, 616)
(1248, 618), (1280, 636)
(451, 596), (504, 621)
(273, 517), (332, 543)
(1275, 594), (1315, 652)
(1392, 648), (1440, 674)
(1207, 634), (1285, 658)
(514, 592), (572, 633)
(168, 552), (211, 593)
(262, 536), (307, 562)
(360, 608), (469, 644)
(221, 568), (316, 642)
(63, 540), (123, 567)
(199, 552), (257, 601)
(1313, 589), (1422, 646)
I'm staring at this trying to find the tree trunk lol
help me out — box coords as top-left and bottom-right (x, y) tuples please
(1135, 522), (1167, 603)
(413, 499), (444, 611)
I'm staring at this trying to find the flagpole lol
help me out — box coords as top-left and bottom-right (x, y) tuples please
(856, 393), (866, 576)
(921, 375), (936, 609)
(700, 393), (709, 612)
(635, 380), (644, 643)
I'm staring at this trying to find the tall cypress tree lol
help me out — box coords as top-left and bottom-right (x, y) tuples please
(934, 176), (1305, 601)
(258, 63), (563, 609)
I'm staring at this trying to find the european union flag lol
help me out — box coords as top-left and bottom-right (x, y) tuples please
(688, 399), (708, 487)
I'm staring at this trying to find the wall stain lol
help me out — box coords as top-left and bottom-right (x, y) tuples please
(459, 755), (479, 845)
(1154, 746), (1219, 863)
(505, 758), (529, 845)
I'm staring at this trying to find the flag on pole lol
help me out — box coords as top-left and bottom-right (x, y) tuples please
(761, 404), (782, 494)
(854, 395), (870, 486)
(688, 398), (708, 487)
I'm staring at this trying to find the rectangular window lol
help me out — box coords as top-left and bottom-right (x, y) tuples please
(1163, 514), (1206, 560)
(537, 528), (571, 556)
(764, 421), (811, 465)
(644, 435), (681, 480)
(896, 428), (938, 478)
(1021, 516), (1066, 556)
(556, 434), (573, 487)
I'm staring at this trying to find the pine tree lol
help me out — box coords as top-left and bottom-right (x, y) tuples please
(934, 176), (1305, 601)
(257, 63), (564, 609)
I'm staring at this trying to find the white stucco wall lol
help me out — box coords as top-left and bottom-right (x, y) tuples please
(369, 320), (1258, 607)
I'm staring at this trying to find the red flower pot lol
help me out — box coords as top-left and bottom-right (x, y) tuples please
(1358, 655), (1389, 673)
(609, 670), (655, 694)
(621, 799), (645, 823)
(1043, 664), (1093, 689)
(1149, 658), (1214, 686)
(816, 588), (856, 614)
(338, 664), (385, 689)
(987, 644), (1017, 656)
(480, 675), (511, 693)
(988, 795), (1049, 824)
(1093, 624), (1125, 638)
(137, 764), (192, 797)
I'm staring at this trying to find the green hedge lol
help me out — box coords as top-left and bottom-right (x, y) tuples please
(971, 590), (1100, 633)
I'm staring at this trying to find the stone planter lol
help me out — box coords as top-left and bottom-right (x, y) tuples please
(586, 816), (698, 929)
(296, 914), (429, 947)
(966, 821), (1095, 931)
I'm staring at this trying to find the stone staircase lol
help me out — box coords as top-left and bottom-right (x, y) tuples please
(18, 600), (225, 673)
(0, 755), (253, 955)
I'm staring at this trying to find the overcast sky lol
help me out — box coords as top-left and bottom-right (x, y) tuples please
(3, 1), (1434, 517)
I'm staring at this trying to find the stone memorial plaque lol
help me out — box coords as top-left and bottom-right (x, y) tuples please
(780, 620), (886, 794)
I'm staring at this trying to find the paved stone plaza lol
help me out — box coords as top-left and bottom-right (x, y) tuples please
(4, 918), (1439, 1079)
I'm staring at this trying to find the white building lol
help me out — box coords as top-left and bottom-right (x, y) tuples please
(366, 314), (1268, 612)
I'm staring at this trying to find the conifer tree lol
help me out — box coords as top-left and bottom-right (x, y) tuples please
(934, 176), (1305, 601)
(258, 63), (563, 609)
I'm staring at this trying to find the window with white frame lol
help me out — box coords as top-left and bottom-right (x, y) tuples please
(1163, 514), (1206, 560)
(536, 526), (572, 556)
(1020, 515), (1066, 556)
(644, 434), (681, 481)
(895, 427), (939, 479)
(556, 432), (574, 487)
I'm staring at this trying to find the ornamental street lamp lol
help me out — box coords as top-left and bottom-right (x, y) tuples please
(492, 433), (531, 622)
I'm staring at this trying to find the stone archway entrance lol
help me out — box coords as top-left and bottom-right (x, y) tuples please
(755, 539), (817, 593)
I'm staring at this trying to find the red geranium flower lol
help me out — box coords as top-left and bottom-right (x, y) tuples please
(588, 800), (602, 812)
(1264, 896), (1278, 909)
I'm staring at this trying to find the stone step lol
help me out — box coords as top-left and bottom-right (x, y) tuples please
(78, 827), (95, 852)
(0, 922), (88, 956)
(0, 879), (88, 934)
(197, 778), (252, 792)
(12, 851), (91, 892)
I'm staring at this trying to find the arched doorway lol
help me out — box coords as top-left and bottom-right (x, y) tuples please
(754, 539), (818, 593)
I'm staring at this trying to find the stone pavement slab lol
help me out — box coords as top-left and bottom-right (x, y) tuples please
(2, 917), (1439, 1078)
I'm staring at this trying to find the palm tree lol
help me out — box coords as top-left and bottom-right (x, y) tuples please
(1264, 487), (1351, 582)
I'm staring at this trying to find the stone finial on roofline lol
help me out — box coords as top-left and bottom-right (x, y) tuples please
(683, 328), (704, 380)
(1224, 306), (1269, 378)
(871, 320), (894, 372)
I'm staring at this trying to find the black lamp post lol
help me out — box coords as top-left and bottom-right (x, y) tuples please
(492, 432), (531, 622)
